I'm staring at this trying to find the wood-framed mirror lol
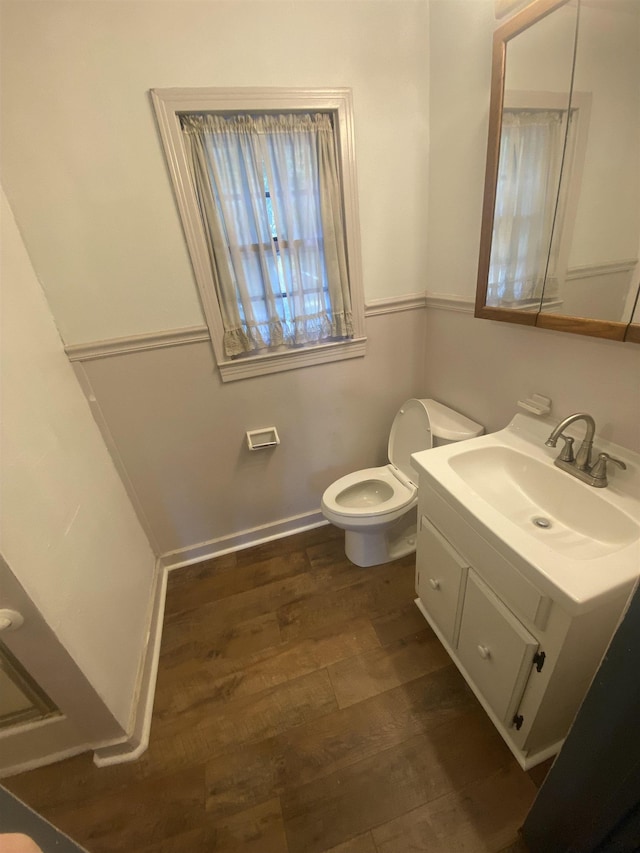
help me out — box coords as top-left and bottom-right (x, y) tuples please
(475, 0), (640, 343)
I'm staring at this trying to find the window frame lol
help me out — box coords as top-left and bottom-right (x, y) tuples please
(151, 87), (366, 382)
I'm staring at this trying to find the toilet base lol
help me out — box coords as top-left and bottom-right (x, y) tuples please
(344, 507), (418, 567)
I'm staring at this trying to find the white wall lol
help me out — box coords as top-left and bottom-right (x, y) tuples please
(504, 0), (640, 271)
(568, 0), (640, 268)
(0, 0), (431, 561)
(0, 0), (430, 344)
(1, 0), (638, 575)
(79, 308), (428, 557)
(0, 188), (157, 731)
(425, 0), (640, 452)
(423, 308), (640, 452)
(426, 0), (491, 300)
(504, 0), (576, 93)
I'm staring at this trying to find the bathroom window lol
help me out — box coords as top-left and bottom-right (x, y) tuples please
(152, 88), (366, 381)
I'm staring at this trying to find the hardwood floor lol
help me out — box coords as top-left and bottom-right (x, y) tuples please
(3, 525), (547, 852)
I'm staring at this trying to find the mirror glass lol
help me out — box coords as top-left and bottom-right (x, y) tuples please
(477, 0), (640, 340)
(486, 1), (578, 312)
(0, 642), (58, 731)
(539, 0), (640, 324)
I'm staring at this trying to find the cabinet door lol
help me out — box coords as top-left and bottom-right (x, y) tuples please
(416, 515), (468, 647)
(457, 570), (538, 724)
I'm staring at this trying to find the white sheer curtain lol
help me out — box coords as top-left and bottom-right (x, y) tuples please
(181, 113), (353, 357)
(488, 109), (565, 306)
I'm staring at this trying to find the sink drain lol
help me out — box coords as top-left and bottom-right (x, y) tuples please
(532, 516), (552, 529)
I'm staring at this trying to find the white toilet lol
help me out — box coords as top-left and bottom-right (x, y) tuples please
(321, 398), (483, 567)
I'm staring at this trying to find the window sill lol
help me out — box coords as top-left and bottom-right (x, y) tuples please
(218, 337), (367, 382)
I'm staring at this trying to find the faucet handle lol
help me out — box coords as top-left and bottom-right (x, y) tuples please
(589, 452), (627, 484)
(557, 435), (575, 463)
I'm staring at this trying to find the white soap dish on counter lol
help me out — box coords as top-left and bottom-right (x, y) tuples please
(517, 394), (552, 416)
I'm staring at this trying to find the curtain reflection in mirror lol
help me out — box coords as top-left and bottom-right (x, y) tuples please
(488, 108), (574, 307)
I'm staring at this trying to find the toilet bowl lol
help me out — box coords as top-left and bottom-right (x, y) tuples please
(321, 398), (483, 567)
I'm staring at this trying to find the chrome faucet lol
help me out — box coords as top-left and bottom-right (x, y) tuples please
(545, 413), (596, 470)
(545, 412), (626, 488)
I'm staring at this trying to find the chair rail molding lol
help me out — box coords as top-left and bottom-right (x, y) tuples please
(425, 293), (476, 314)
(65, 326), (211, 362)
(364, 293), (428, 316)
(64, 295), (433, 363)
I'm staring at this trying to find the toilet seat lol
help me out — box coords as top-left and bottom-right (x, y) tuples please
(321, 399), (431, 525)
(321, 398), (483, 567)
(321, 464), (417, 521)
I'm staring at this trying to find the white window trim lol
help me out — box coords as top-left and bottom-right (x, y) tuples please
(151, 87), (366, 382)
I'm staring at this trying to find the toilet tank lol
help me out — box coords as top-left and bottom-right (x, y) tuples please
(423, 399), (484, 447)
(389, 399), (483, 484)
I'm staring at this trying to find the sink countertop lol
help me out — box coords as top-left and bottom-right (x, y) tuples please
(412, 413), (640, 614)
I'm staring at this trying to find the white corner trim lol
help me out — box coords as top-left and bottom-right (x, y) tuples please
(160, 511), (328, 572)
(425, 293), (476, 313)
(65, 326), (211, 362)
(519, 738), (565, 771)
(93, 560), (167, 767)
(365, 293), (427, 316)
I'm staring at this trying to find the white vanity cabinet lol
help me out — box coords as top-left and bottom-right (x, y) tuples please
(415, 516), (468, 647)
(415, 480), (631, 769)
(456, 570), (539, 725)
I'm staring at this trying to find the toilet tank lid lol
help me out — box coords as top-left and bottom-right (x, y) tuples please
(422, 398), (484, 441)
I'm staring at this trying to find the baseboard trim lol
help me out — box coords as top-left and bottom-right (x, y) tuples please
(93, 560), (168, 768)
(160, 510), (328, 572)
(0, 741), (93, 781)
(92, 514), (327, 765)
(520, 739), (564, 771)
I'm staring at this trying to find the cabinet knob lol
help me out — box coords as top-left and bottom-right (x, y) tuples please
(429, 578), (440, 591)
(477, 644), (491, 660)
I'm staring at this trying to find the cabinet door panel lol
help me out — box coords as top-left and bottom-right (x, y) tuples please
(416, 516), (468, 646)
(458, 570), (538, 724)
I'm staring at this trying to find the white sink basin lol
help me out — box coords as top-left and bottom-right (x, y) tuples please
(412, 413), (640, 612)
(448, 444), (639, 559)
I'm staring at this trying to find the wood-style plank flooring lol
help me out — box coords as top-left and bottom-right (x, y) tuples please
(3, 525), (547, 852)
